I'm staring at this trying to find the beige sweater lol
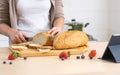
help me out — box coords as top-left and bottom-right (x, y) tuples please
(0, 0), (64, 28)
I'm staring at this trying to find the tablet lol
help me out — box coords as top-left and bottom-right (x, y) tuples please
(108, 34), (120, 46)
(102, 34), (120, 63)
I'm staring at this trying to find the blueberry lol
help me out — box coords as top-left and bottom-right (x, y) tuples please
(61, 57), (65, 61)
(3, 61), (6, 64)
(24, 57), (27, 60)
(81, 55), (85, 59)
(76, 56), (80, 59)
(89, 56), (93, 59)
(9, 61), (12, 65)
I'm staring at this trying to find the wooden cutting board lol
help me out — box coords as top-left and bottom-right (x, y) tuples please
(9, 43), (89, 57)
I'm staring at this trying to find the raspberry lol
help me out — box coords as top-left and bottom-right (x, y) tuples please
(89, 50), (97, 57)
(59, 51), (68, 59)
(8, 53), (15, 60)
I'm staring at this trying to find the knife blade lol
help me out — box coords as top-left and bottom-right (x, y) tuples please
(25, 37), (33, 41)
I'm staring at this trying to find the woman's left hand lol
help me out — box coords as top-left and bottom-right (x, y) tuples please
(48, 27), (62, 36)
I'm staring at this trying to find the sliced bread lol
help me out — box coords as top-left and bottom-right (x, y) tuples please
(32, 32), (53, 46)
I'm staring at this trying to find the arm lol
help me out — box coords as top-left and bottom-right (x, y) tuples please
(0, 24), (27, 43)
(0, 23), (11, 36)
(0, 0), (26, 43)
(48, 0), (65, 36)
(0, 0), (11, 36)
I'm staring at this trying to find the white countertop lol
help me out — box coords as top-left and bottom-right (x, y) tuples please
(0, 42), (120, 75)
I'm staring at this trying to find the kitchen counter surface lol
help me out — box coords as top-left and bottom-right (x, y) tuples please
(0, 42), (120, 75)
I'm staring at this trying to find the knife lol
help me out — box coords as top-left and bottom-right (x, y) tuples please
(25, 37), (33, 41)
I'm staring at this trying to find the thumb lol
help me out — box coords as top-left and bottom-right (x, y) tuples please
(22, 32), (27, 37)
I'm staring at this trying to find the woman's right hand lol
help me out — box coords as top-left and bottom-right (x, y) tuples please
(8, 28), (27, 43)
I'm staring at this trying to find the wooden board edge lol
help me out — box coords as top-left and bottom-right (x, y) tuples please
(9, 44), (90, 57)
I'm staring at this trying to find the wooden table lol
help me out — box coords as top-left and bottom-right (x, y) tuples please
(0, 42), (120, 75)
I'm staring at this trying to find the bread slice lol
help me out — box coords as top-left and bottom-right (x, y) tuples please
(27, 43), (41, 49)
(13, 42), (30, 46)
(32, 32), (53, 46)
(41, 46), (53, 49)
(11, 45), (28, 51)
(53, 30), (88, 49)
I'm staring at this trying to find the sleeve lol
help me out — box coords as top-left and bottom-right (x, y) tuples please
(0, 0), (10, 26)
(54, 0), (64, 19)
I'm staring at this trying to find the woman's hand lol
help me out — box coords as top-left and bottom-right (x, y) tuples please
(48, 27), (62, 36)
(8, 28), (27, 43)
(48, 17), (64, 36)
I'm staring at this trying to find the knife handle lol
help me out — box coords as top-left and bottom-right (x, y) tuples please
(25, 37), (32, 41)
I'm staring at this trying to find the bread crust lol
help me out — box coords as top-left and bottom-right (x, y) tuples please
(10, 45), (28, 51)
(53, 30), (88, 49)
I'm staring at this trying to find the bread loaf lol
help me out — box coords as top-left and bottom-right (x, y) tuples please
(32, 32), (53, 46)
(53, 30), (88, 49)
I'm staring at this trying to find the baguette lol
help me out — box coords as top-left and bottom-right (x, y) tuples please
(53, 30), (88, 49)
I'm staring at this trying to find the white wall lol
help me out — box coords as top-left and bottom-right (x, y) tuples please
(0, 35), (9, 47)
(109, 0), (120, 37)
(63, 0), (109, 41)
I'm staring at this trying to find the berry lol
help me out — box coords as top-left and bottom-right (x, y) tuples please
(61, 57), (65, 61)
(76, 56), (80, 59)
(3, 61), (6, 64)
(24, 57), (27, 60)
(8, 53), (15, 60)
(89, 56), (93, 59)
(89, 50), (97, 57)
(9, 61), (12, 65)
(59, 51), (68, 59)
(81, 55), (85, 59)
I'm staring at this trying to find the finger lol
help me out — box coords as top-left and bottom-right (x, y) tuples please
(48, 27), (56, 34)
(11, 37), (18, 44)
(15, 35), (22, 43)
(22, 33), (28, 41)
(12, 36), (21, 44)
(51, 30), (59, 36)
(55, 31), (60, 36)
(48, 29), (54, 34)
(54, 30), (62, 36)
(18, 33), (27, 42)
(22, 32), (27, 37)
(19, 35), (27, 42)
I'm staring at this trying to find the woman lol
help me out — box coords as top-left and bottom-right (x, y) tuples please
(0, 0), (64, 43)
